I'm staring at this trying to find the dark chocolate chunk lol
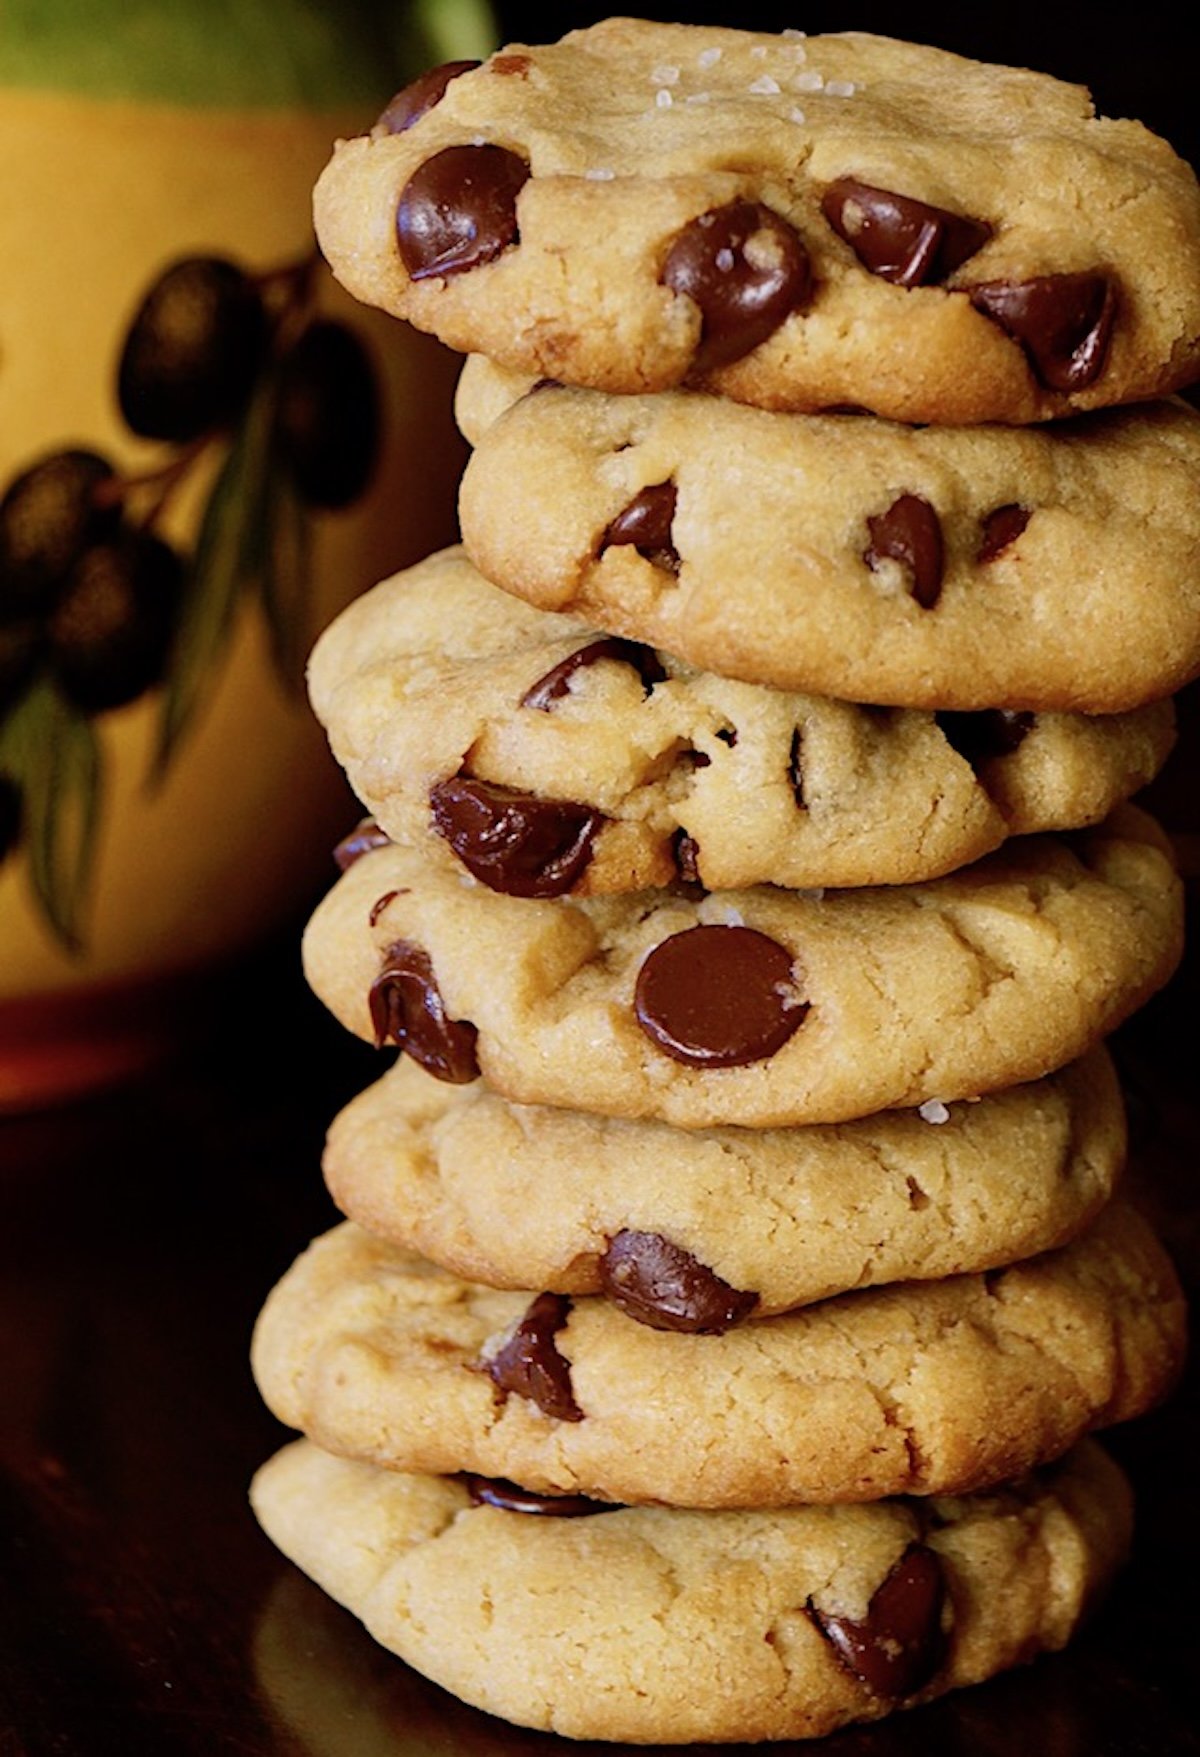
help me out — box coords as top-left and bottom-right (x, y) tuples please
(813, 1545), (945, 1698)
(368, 939), (480, 1083)
(483, 1292), (583, 1422)
(673, 831), (702, 885)
(463, 1474), (620, 1516)
(521, 636), (667, 710)
(967, 272), (1116, 392)
(937, 708), (1034, 767)
(599, 1230), (759, 1332)
(369, 888), (403, 927)
(429, 776), (602, 897)
(865, 495), (944, 609)
(601, 483), (681, 573)
(333, 816), (391, 871)
(634, 923), (807, 1068)
(661, 199), (813, 373)
(375, 60), (480, 134)
(977, 504), (1031, 563)
(397, 144), (529, 281)
(821, 179), (990, 287)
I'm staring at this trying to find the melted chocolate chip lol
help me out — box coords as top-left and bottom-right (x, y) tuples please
(599, 1231), (759, 1332)
(967, 272), (1116, 393)
(634, 923), (807, 1068)
(601, 483), (681, 573)
(865, 495), (944, 609)
(397, 144), (530, 281)
(333, 816), (391, 871)
(483, 1292), (583, 1421)
(977, 504), (1031, 563)
(937, 708), (1034, 767)
(368, 939), (480, 1083)
(661, 199), (813, 374)
(430, 776), (602, 897)
(821, 179), (991, 288)
(788, 726), (805, 810)
(521, 637), (667, 710)
(369, 889), (403, 927)
(672, 830), (702, 884)
(463, 1474), (620, 1516)
(490, 53), (533, 76)
(375, 60), (480, 133)
(813, 1545), (945, 1699)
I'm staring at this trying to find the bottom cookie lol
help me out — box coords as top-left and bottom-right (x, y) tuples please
(250, 1438), (1130, 1745)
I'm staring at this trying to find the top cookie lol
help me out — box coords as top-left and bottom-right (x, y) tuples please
(313, 20), (1200, 425)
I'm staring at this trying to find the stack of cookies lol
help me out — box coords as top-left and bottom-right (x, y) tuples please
(249, 21), (1199, 1743)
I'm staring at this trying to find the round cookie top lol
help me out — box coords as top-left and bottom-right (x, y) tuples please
(250, 1205), (1183, 1508)
(313, 20), (1200, 424)
(324, 1050), (1125, 1318)
(302, 806), (1182, 1130)
(251, 1436), (1131, 1744)
(310, 549), (1174, 893)
(457, 387), (1200, 713)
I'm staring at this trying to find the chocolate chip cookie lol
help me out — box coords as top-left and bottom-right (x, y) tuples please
(250, 1436), (1131, 1743)
(311, 548), (1174, 892)
(323, 1049), (1124, 1316)
(301, 806), (1181, 1129)
(457, 386), (1200, 713)
(313, 20), (1200, 424)
(250, 1203), (1182, 1508)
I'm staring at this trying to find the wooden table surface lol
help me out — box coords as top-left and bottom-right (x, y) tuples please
(2, 885), (1197, 1757)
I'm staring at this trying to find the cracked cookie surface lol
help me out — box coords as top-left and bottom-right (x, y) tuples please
(250, 1206), (1181, 1508)
(457, 387), (1200, 713)
(324, 1049), (1124, 1315)
(310, 548), (1174, 891)
(250, 1437), (1130, 1743)
(313, 20), (1200, 424)
(301, 805), (1181, 1129)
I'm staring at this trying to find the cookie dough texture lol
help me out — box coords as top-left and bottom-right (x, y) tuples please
(309, 549), (1174, 891)
(250, 1437), (1131, 1743)
(250, 1205), (1183, 1509)
(312, 21), (1200, 424)
(458, 388), (1200, 713)
(301, 806), (1182, 1129)
(325, 1050), (1125, 1313)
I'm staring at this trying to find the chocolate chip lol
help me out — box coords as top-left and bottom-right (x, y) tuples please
(661, 199), (813, 374)
(821, 179), (991, 287)
(789, 727), (805, 810)
(673, 831), (702, 885)
(397, 144), (529, 281)
(601, 483), (680, 574)
(521, 637), (667, 710)
(813, 1545), (945, 1698)
(967, 272), (1115, 392)
(977, 504), (1031, 563)
(369, 888), (403, 927)
(865, 495), (944, 609)
(490, 53), (533, 76)
(375, 60), (480, 133)
(463, 1474), (620, 1516)
(333, 816), (391, 871)
(483, 1292), (583, 1422)
(429, 776), (602, 897)
(599, 1231), (759, 1332)
(368, 939), (480, 1083)
(634, 923), (807, 1068)
(937, 708), (1034, 767)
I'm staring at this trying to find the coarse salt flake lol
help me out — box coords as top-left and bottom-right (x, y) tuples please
(918, 1100), (951, 1125)
(790, 106), (807, 124)
(584, 166), (616, 180)
(715, 246), (735, 271)
(685, 90), (712, 104)
(698, 46), (722, 67)
(749, 74), (781, 94)
(651, 63), (681, 85)
(750, 44), (768, 57)
(794, 70), (824, 92)
(783, 28), (807, 39)
(826, 79), (857, 97)
(655, 87), (674, 109)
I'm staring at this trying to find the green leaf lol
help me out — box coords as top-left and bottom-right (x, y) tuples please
(0, 676), (101, 953)
(153, 375), (277, 775)
(258, 458), (313, 695)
